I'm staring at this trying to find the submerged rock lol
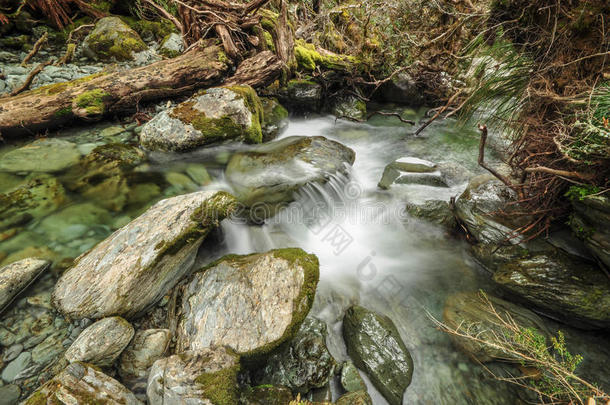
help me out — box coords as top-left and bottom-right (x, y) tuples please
(176, 248), (319, 358)
(119, 329), (171, 399)
(443, 292), (551, 362)
(0, 258), (50, 313)
(261, 97), (289, 142)
(61, 143), (147, 212)
(225, 136), (354, 217)
(23, 362), (141, 404)
(64, 316), (134, 367)
(83, 16), (147, 61)
(0, 174), (67, 231)
(0, 139), (81, 174)
(140, 86), (264, 151)
(38, 203), (111, 244)
(455, 176), (527, 244)
(342, 305), (413, 405)
(52, 190), (237, 320)
(570, 193), (610, 269)
(253, 317), (336, 393)
(378, 157), (446, 189)
(404, 199), (456, 228)
(147, 347), (240, 405)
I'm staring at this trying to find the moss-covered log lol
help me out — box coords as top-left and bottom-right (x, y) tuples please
(0, 43), (233, 138)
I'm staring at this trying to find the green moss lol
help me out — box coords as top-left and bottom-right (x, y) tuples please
(225, 85), (264, 144)
(263, 31), (275, 52)
(54, 107), (72, 117)
(86, 23), (147, 61)
(120, 16), (177, 42)
(294, 39), (354, 71)
(170, 101), (244, 145)
(195, 360), (241, 405)
(217, 50), (230, 65)
(262, 97), (288, 127)
(74, 89), (109, 116)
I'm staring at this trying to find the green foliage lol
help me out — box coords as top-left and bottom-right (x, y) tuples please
(565, 185), (601, 201)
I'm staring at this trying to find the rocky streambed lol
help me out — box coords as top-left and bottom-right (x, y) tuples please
(1, 18), (610, 404)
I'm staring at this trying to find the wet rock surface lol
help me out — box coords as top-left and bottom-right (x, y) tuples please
(340, 361), (367, 393)
(335, 390), (373, 405)
(147, 347), (240, 405)
(225, 136), (355, 213)
(176, 248), (319, 357)
(443, 292), (551, 362)
(0, 258), (50, 313)
(64, 316), (134, 366)
(342, 305), (413, 405)
(253, 317), (336, 393)
(405, 199), (456, 228)
(0, 139), (81, 174)
(52, 190), (237, 320)
(378, 157), (447, 189)
(570, 193), (610, 269)
(140, 86), (264, 151)
(23, 362), (141, 404)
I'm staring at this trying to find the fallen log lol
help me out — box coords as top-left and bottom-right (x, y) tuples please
(0, 43), (231, 137)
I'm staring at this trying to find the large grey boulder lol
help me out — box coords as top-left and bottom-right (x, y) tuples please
(119, 329), (171, 399)
(0, 258), (50, 313)
(64, 316), (134, 366)
(343, 306), (413, 405)
(484, 245), (610, 329)
(225, 136), (354, 217)
(176, 248), (319, 358)
(0, 139), (81, 174)
(147, 347), (240, 405)
(253, 317), (336, 393)
(455, 176), (527, 244)
(82, 16), (147, 61)
(52, 190), (237, 320)
(23, 362), (141, 404)
(140, 86), (264, 151)
(570, 193), (610, 269)
(443, 292), (551, 362)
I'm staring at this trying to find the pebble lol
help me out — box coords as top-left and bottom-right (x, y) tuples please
(1, 352), (32, 382)
(2, 344), (23, 363)
(0, 384), (20, 405)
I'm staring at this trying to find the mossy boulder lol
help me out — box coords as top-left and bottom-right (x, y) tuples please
(252, 317), (336, 393)
(52, 191), (237, 320)
(474, 242), (610, 329)
(175, 248), (319, 359)
(342, 305), (413, 405)
(140, 86), (264, 152)
(404, 199), (457, 228)
(0, 174), (67, 231)
(569, 193), (610, 269)
(443, 292), (551, 363)
(23, 362), (140, 405)
(260, 97), (289, 142)
(83, 16), (147, 61)
(268, 79), (323, 112)
(147, 347), (239, 405)
(225, 136), (355, 219)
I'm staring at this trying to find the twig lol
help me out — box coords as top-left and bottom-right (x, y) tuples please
(21, 31), (48, 66)
(65, 23), (94, 44)
(414, 89), (463, 135)
(524, 166), (594, 181)
(336, 111), (415, 125)
(56, 43), (76, 66)
(476, 124), (520, 194)
(10, 59), (53, 96)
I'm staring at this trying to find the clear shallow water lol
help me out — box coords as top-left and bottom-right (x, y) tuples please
(1, 110), (608, 404)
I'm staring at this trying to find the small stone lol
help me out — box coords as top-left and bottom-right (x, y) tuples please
(335, 390), (373, 405)
(100, 125), (125, 137)
(64, 316), (134, 367)
(185, 164), (211, 186)
(119, 328), (170, 381)
(164, 172), (198, 192)
(2, 344), (23, 363)
(392, 157), (437, 172)
(1, 351), (32, 382)
(0, 384), (20, 405)
(0, 139), (81, 173)
(0, 258), (50, 313)
(341, 361), (367, 392)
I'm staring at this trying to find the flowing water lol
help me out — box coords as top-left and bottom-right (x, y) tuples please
(1, 107), (608, 404)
